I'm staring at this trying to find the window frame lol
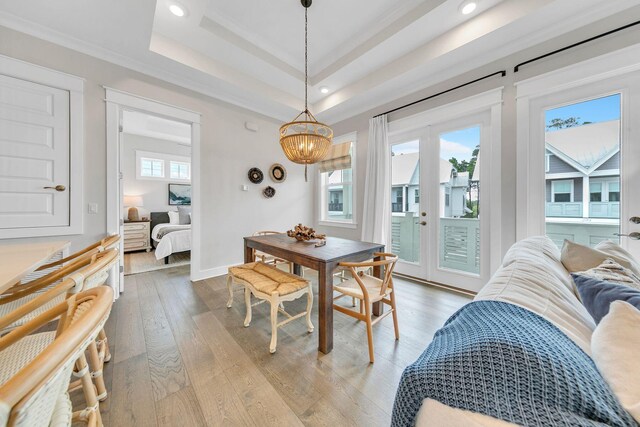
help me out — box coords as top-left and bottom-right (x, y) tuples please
(551, 179), (574, 203)
(170, 160), (191, 180)
(140, 157), (165, 178)
(317, 132), (357, 229)
(136, 150), (191, 182)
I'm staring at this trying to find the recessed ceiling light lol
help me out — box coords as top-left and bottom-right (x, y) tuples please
(320, 86), (329, 94)
(169, 3), (186, 17)
(460, 1), (477, 15)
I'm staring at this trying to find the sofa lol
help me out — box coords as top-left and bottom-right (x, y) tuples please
(392, 236), (639, 426)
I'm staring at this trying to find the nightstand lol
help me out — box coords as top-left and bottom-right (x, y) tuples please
(123, 220), (151, 253)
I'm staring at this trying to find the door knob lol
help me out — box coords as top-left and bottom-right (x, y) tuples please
(630, 216), (640, 224)
(419, 221), (427, 226)
(615, 232), (640, 240)
(43, 185), (66, 192)
(421, 212), (427, 217)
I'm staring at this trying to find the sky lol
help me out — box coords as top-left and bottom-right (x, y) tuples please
(391, 126), (480, 162)
(545, 94), (620, 130)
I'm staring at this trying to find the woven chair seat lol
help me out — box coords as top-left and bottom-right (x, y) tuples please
(228, 262), (308, 296)
(0, 331), (56, 386)
(334, 274), (390, 303)
(48, 393), (72, 427)
(0, 293), (65, 334)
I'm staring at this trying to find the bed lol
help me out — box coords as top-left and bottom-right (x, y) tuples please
(150, 212), (191, 264)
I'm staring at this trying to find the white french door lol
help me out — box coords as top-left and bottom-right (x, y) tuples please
(388, 91), (502, 293)
(517, 49), (640, 260)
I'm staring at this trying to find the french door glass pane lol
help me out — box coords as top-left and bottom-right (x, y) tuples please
(544, 94), (620, 247)
(391, 141), (419, 263)
(438, 126), (480, 275)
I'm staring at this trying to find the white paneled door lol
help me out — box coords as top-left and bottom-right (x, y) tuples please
(0, 74), (70, 229)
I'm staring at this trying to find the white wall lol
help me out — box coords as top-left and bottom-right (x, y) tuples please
(121, 133), (191, 217)
(0, 25), (314, 276)
(315, 7), (640, 263)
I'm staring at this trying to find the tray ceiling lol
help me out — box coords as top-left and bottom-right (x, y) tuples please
(0, 0), (638, 123)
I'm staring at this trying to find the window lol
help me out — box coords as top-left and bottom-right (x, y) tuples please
(170, 161), (190, 180)
(136, 150), (191, 181)
(414, 188), (420, 204)
(590, 182), (602, 202)
(141, 158), (164, 178)
(552, 180), (573, 202)
(318, 133), (356, 226)
(608, 181), (620, 202)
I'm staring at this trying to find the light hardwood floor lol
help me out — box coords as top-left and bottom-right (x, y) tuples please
(124, 251), (190, 275)
(93, 266), (472, 426)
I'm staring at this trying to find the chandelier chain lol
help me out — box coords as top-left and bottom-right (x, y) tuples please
(304, 6), (308, 115)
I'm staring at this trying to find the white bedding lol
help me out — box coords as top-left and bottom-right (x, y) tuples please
(152, 223), (191, 260)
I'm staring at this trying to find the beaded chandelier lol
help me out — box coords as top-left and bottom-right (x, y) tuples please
(279, 0), (333, 181)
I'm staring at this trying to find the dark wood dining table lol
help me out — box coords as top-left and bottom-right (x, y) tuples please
(243, 234), (385, 354)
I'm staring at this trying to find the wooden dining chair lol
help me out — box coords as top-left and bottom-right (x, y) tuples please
(333, 253), (399, 363)
(0, 286), (114, 427)
(0, 250), (119, 401)
(252, 231), (294, 273)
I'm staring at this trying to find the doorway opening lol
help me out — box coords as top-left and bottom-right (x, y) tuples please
(105, 88), (201, 296)
(120, 110), (193, 275)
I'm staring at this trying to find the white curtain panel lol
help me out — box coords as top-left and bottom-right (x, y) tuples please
(361, 115), (391, 246)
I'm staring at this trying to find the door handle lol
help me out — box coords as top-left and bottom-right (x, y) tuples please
(419, 221), (427, 226)
(615, 232), (640, 240)
(43, 185), (66, 192)
(630, 216), (640, 224)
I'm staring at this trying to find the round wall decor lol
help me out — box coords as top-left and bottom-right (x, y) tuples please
(248, 167), (263, 184)
(269, 163), (287, 183)
(263, 186), (276, 198)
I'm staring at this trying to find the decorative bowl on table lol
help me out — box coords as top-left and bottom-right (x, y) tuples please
(286, 224), (326, 242)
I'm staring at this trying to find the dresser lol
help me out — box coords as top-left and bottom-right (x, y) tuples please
(123, 220), (151, 253)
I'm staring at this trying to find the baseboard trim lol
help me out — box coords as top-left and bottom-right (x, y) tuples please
(191, 263), (237, 282)
(393, 272), (477, 297)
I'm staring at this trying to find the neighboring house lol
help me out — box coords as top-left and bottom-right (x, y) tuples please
(391, 153), (469, 217)
(545, 120), (620, 219)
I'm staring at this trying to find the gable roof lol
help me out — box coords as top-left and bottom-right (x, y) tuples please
(391, 154), (455, 185)
(545, 120), (619, 173)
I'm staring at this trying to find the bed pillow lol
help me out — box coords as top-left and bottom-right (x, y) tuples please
(561, 240), (636, 273)
(167, 211), (179, 225)
(591, 301), (640, 423)
(576, 258), (640, 290)
(572, 274), (640, 323)
(177, 206), (191, 225)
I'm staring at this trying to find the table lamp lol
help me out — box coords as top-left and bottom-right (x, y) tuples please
(123, 195), (144, 221)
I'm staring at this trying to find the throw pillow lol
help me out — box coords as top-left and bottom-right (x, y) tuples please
(576, 258), (640, 290)
(592, 301), (640, 423)
(572, 274), (640, 323)
(596, 240), (640, 276)
(561, 240), (635, 273)
(167, 211), (179, 225)
(177, 206), (191, 225)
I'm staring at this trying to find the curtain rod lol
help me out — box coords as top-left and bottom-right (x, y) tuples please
(373, 70), (506, 118)
(514, 19), (640, 73)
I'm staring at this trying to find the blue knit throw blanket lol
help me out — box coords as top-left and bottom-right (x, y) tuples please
(391, 301), (637, 427)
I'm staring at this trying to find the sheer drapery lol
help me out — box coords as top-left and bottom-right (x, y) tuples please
(361, 115), (391, 245)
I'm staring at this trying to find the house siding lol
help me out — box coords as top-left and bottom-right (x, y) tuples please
(548, 154), (578, 174)
(596, 151), (620, 172)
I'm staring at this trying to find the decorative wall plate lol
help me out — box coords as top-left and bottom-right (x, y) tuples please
(248, 167), (263, 184)
(269, 163), (287, 183)
(263, 186), (276, 198)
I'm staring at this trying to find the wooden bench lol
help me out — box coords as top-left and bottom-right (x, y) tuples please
(227, 262), (313, 353)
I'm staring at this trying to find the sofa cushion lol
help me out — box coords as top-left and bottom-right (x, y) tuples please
(561, 239), (640, 275)
(576, 258), (640, 289)
(572, 274), (640, 323)
(476, 236), (595, 355)
(592, 301), (640, 423)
